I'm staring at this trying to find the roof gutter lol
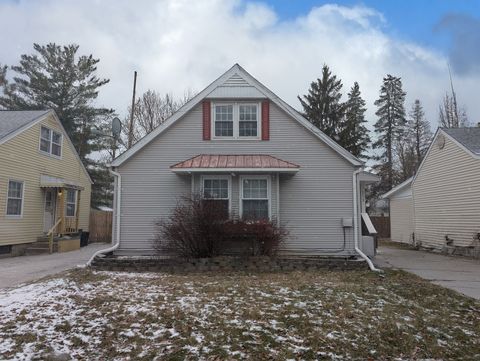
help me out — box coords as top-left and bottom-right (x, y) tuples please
(86, 169), (121, 266)
(353, 168), (381, 272)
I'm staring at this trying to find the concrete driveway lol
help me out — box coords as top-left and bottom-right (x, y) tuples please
(0, 243), (108, 289)
(375, 245), (480, 300)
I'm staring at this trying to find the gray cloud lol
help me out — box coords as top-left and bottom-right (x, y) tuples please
(0, 1), (479, 127)
(437, 13), (480, 75)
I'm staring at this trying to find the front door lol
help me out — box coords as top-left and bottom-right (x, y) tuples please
(43, 189), (56, 233)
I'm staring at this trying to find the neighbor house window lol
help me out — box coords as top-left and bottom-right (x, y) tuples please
(66, 189), (77, 217)
(6, 180), (24, 216)
(202, 176), (230, 218)
(212, 103), (260, 139)
(241, 176), (269, 220)
(40, 126), (62, 157)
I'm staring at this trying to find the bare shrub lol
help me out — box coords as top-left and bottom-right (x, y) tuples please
(153, 195), (229, 258)
(153, 195), (289, 258)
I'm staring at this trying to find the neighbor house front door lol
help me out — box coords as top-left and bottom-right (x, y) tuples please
(43, 189), (57, 233)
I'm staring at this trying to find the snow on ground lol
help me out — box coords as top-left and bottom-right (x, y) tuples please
(0, 269), (479, 360)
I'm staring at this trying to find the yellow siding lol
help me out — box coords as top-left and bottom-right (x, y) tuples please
(0, 114), (91, 246)
(413, 134), (480, 249)
(390, 197), (414, 243)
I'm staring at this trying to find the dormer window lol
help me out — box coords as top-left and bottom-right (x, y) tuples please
(40, 126), (62, 157)
(212, 102), (260, 139)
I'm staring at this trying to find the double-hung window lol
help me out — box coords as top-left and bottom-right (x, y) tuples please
(40, 126), (62, 157)
(241, 176), (270, 220)
(213, 103), (260, 139)
(239, 104), (258, 137)
(214, 105), (234, 137)
(202, 176), (230, 219)
(6, 180), (24, 216)
(66, 189), (77, 217)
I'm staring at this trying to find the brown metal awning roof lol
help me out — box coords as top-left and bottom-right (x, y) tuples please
(171, 154), (300, 173)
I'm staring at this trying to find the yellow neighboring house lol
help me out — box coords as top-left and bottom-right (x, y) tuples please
(0, 110), (92, 256)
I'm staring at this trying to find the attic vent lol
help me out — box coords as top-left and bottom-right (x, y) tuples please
(223, 73), (249, 87)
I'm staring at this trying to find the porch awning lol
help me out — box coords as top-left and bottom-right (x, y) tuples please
(170, 154), (300, 174)
(40, 175), (84, 190)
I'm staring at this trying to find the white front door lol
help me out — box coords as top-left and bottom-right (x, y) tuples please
(43, 189), (56, 233)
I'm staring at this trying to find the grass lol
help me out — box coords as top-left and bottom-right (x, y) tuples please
(0, 268), (479, 360)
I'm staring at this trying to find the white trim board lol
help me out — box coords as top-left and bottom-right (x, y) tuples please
(111, 64), (363, 168)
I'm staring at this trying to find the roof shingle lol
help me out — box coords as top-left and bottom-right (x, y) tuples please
(442, 127), (480, 155)
(0, 110), (50, 141)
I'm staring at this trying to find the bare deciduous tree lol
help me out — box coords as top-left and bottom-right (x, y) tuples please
(122, 89), (195, 148)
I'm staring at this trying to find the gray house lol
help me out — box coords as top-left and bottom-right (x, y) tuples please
(100, 65), (378, 263)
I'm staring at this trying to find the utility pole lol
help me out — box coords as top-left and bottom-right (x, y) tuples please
(127, 70), (137, 149)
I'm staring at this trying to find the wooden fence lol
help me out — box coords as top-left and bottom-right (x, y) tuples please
(89, 209), (113, 243)
(370, 216), (390, 239)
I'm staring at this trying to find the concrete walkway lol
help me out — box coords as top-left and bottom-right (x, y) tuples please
(375, 245), (480, 300)
(0, 243), (108, 289)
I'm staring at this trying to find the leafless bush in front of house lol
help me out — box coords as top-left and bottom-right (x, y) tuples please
(153, 194), (229, 258)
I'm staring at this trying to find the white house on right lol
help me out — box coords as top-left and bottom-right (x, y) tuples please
(384, 127), (480, 256)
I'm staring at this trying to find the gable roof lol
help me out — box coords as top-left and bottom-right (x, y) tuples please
(381, 177), (413, 199)
(442, 127), (480, 156)
(0, 110), (51, 142)
(0, 109), (93, 184)
(111, 64), (363, 167)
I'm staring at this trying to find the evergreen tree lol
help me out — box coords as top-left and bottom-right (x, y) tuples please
(0, 63), (6, 88)
(373, 75), (406, 192)
(409, 100), (432, 168)
(0, 43), (114, 208)
(339, 82), (370, 159)
(395, 100), (432, 181)
(298, 65), (344, 141)
(0, 43), (113, 161)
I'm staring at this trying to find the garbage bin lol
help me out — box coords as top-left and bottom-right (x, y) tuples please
(80, 231), (90, 247)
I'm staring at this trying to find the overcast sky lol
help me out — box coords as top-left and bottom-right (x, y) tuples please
(1, 0), (479, 130)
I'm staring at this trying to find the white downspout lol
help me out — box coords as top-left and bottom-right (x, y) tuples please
(353, 168), (381, 272)
(86, 169), (121, 266)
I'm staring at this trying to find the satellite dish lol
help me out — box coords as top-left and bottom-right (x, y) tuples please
(112, 117), (122, 138)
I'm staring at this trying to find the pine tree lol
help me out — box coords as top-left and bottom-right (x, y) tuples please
(0, 63), (6, 89)
(409, 100), (432, 168)
(298, 65), (344, 141)
(0, 43), (114, 208)
(339, 82), (370, 159)
(373, 75), (406, 192)
(0, 43), (113, 161)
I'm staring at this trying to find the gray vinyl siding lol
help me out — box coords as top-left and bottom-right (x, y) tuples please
(390, 196), (414, 244)
(412, 134), (480, 249)
(116, 102), (356, 256)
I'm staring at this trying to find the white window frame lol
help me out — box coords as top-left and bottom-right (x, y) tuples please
(239, 175), (271, 220)
(200, 175), (232, 215)
(5, 179), (25, 218)
(65, 189), (77, 218)
(211, 102), (261, 140)
(39, 126), (62, 158)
